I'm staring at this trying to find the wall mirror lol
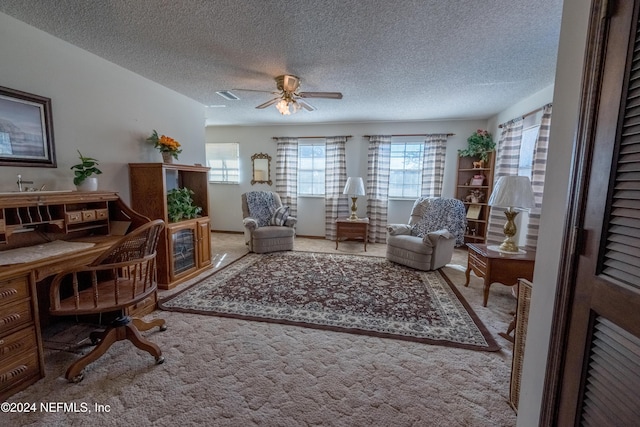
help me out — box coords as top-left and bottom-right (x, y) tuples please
(251, 153), (272, 185)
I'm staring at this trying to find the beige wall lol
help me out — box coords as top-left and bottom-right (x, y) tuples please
(0, 12), (206, 204)
(205, 119), (488, 235)
(516, 0), (591, 424)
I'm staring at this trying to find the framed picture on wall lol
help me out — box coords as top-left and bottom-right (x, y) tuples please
(0, 86), (56, 167)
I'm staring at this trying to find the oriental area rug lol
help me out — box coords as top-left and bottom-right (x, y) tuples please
(159, 251), (499, 351)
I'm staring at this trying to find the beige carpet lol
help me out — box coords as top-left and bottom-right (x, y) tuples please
(6, 233), (517, 426)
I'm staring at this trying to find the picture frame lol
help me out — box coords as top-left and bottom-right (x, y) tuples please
(0, 86), (56, 167)
(466, 204), (482, 219)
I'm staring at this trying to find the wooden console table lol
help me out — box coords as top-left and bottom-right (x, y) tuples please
(335, 218), (369, 251)
(464, 243), (535, 307)
(0, 191), (150, 400)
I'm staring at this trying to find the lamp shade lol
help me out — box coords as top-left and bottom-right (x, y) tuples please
(488, 176), (536, 209)
(343, 177), (365, 196)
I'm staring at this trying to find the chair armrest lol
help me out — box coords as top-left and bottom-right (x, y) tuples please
(243, 217), (259, 231)
(285, 216), (297, 227)
(387, 224), (412, 236)
(424, 229), (453, 245)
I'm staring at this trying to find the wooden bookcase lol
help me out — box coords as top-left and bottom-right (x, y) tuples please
(128, 163), (212, 289)
(455, 151), (495, 245)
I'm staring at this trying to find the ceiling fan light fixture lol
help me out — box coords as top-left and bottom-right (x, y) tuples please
(276, 99), (292, 115)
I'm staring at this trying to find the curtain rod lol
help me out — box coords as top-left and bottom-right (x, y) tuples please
(362, 133), (455, 138)
(272, 135), (352, 140)
(499, 103), (552, 128)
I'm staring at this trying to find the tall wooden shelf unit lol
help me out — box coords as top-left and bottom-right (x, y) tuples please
(455, 151), (495, 245)
(128, 163), (212, 290)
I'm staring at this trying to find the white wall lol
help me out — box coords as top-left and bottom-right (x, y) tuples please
(0, 12), (206, 204)
(516, 0), (592, 425)
(206, 119), (488, 236)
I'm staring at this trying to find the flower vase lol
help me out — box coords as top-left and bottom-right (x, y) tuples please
(162, 152), (173, 164)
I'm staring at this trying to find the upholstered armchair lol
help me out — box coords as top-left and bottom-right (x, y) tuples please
(386, 197), (466, 271)
(241, 191), (297, 253)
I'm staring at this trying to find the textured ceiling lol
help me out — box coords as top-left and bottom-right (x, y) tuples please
(0, 0), (563, 126)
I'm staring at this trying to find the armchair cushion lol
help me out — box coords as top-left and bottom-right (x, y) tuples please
(409, 197), (466, 246)
(387, 224), (413, 236)
(270, 206), (290, 226)
(246, 191), (278, 227)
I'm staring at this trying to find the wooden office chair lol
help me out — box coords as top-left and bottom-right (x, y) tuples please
(49, 219), (166, 383)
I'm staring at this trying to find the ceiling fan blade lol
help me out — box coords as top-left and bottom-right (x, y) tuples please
(255, 98), (280, 109)
(233, 88), (279, 94)
(298, 91), (343, 99)
(281, 75), (301, 93)
(297, 99), (316, 112)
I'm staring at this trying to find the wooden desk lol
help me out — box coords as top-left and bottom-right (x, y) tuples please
(0, 191), (150, 400)
(335, 218), (369, 251)
(464, 243), (535, 307)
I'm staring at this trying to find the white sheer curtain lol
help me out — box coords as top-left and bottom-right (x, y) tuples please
(486, 119), (524, 245)
(421, 134), (448, 197)
(324, 136), (349, 240)
(366, 135), (391, 243)
(275, 137), (298, 217)
(525, 104), (552, 250)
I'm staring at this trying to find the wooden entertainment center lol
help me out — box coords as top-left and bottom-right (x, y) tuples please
(0, 191), (152, 400)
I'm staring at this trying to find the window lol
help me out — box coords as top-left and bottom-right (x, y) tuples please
(388, 142), (424, 198)
(518, 125), (540, 179)
(298, 143), (325, 195)
(205, 143), (239, 183)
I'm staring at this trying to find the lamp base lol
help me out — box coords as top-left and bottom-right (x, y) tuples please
(500, 208), (520, 253)
(348, 196), (359, 220)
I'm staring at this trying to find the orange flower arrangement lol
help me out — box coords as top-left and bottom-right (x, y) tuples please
(146, 130), (182, 160)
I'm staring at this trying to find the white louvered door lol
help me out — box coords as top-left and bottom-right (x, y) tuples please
(556, 0), (640, 424)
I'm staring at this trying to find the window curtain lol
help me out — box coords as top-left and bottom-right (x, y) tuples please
(421, 134), (448, 197)
(525, 104), (552, 250)
(275, 137), (299, 217)
(324, 136), (349, 240)
(366, 135), (391, 243)
(486, 119), (524, 245)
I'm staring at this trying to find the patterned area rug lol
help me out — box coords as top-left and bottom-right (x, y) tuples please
(159, 251), (499, 351)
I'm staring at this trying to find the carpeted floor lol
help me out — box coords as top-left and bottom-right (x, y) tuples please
(6, 233), (518, 426)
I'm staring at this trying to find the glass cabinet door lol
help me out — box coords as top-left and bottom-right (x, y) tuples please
(169, 223), (197, 279)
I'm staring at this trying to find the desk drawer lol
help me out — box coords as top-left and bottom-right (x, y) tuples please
(0, 299), (33, 336)
(0, 326), (37, 364)
(81, 210), (96, 221)
(469, 252), (487, 271)
(125, 292), (158, 317)
(338, 223), (367, 233)
(0, 276), (30, 308)
(0, 349), (40, 394)
(66, 211), (83, 224)
(95, 208), (109, 220)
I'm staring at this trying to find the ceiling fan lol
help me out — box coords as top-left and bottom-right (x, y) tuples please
(233, 75), (343, 115)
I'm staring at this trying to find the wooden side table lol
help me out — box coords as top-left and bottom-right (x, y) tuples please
(335, 218), (369, 251)
(464, 243), (535, 307)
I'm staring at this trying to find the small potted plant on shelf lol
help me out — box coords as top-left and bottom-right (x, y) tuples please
(166, 187), (202, 222)
(71, 150), (102, 191)
(458, 129), (495, 166)
(147, 129), (182, 163)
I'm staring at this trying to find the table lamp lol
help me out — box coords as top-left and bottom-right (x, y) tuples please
(343, 177), (365, 220)
(487, 176), (536, 253)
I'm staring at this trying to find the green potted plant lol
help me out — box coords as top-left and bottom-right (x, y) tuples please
(71, 150), (102, 191)
(458, 129), (495, 165)
(166, 187), (202, 222)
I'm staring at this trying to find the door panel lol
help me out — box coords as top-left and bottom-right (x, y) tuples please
(555, 0), (640, 424)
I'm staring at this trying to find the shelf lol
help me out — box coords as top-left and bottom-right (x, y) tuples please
(456, 152), (495, 245)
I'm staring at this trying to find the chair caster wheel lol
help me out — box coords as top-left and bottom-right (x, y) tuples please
(69, 373), (84, 383)
(156, 356), (165, 365)
(159, 324), (167, 332)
